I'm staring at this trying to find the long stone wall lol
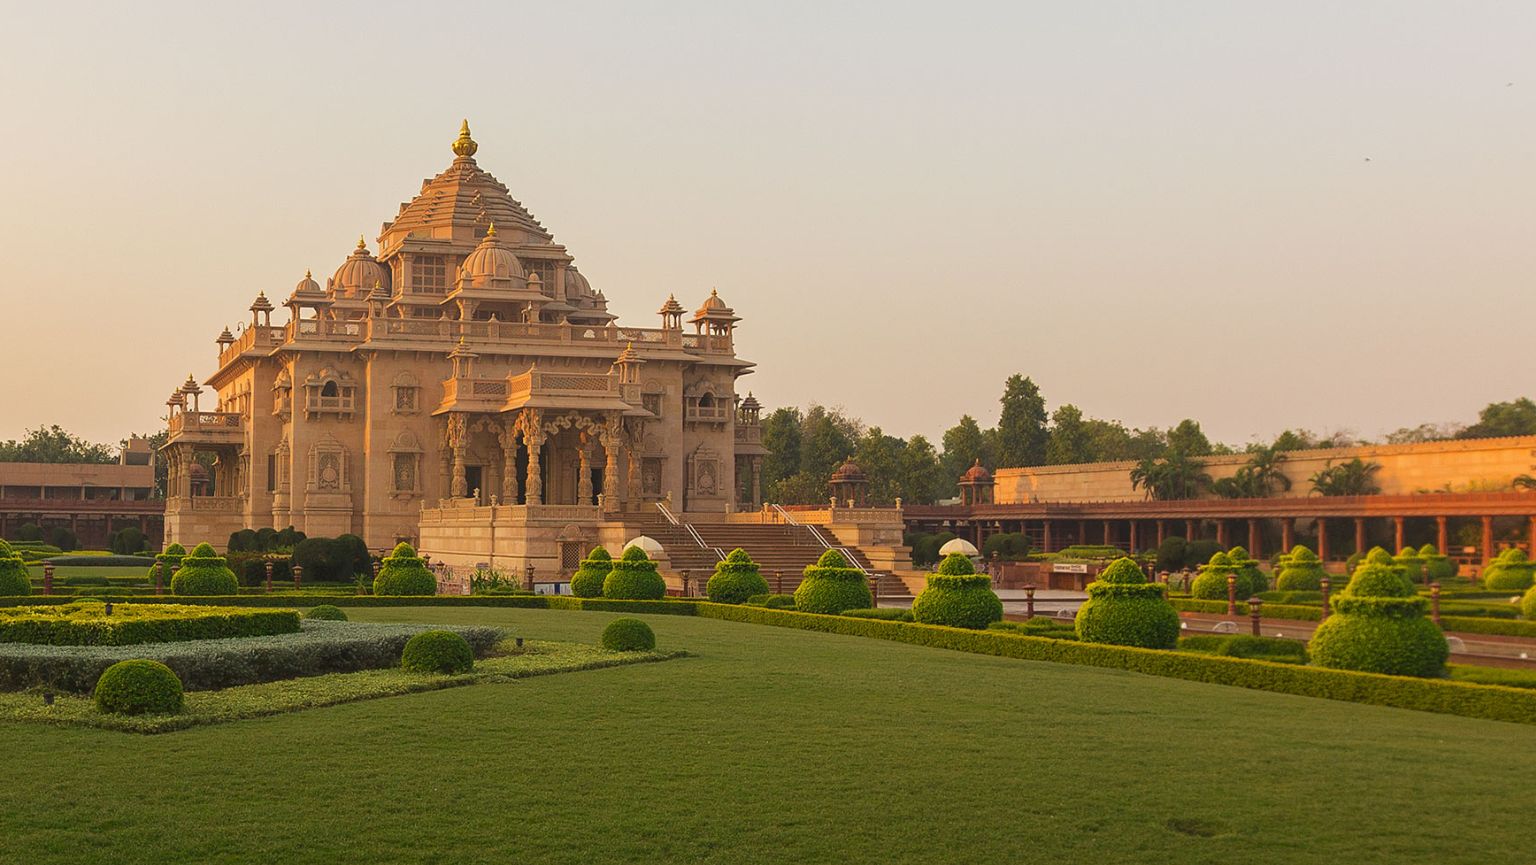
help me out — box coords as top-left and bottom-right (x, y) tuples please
(995, 436), (1536, 504)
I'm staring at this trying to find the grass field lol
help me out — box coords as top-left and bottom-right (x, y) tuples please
(4, 606), (1536, 864)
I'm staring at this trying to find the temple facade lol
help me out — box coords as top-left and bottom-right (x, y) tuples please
(162, 122), (768, 562)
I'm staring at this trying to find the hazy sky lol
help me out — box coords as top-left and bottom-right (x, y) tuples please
(1, 1), (1533, 449)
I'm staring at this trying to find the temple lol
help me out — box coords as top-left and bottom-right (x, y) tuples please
(161, 122), (771, 574)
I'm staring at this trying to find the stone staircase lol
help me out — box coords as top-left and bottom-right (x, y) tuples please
(645, 515), (901, 596)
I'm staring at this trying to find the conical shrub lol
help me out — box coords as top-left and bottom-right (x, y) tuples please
(1394, 547), (1425, 585)
(603, 545), (667, 599)
(1275, 545), (1326, 591)
(149, 542), (186, 581)
(1309, 561), (1447, 677)
(1226, 546), (1268, 595)
(1191, 552), (1246, 600)
(570, 546), (612, 598)
(372, 542), (437, 596)
(170, 542), (239, 596)
(1418, 543), (1457, 583)
(793, 548), (872, 614)
(706, 548), (770, 604)
(0, 540), (29, 596)
(1075, 557), (1179, 649)
(911, 552), (1002, 629)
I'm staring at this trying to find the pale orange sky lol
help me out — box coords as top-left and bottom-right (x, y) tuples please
(1, 1), (1533, 448)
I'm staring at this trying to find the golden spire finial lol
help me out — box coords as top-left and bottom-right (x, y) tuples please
(305, 269), (312, 278)
(486, 222), (496, 238)
(452, 119), (478, 158)
(357, 235), (367, 251)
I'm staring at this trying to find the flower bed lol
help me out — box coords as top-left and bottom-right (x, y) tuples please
(0, 602), (300, 646)
(0, 620), (502, 693)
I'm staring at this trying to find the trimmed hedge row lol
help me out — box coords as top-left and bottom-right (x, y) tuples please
(690, 603), (1536, 725)
(0, 603), (300, 646)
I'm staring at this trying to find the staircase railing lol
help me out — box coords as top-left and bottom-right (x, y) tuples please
(772, 505), (870, 577)
(657, 503), (725, 561)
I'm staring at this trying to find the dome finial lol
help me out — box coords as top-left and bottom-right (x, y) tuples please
(356, 235), (367, 251)
(486, 221), (496, 238)
(452, 119), (478, 158)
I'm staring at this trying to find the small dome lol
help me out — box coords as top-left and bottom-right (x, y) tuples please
(830, 457), (868, 484)
(696, 288), (730, 315)
(294, 269), (322, 296)
(249, 292), (274, 313)
(960, 459), (992, 484)
(331, 236), (387, 297)
(565, 266), (592, 297)
(658, 294), (685, 316)
(459, 224), (525, 284)
(216, 326), (235, 344)
(739, 392), (761, 412)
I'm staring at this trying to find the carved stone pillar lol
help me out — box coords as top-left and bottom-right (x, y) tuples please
(577, 441), (594, 506)
(449, 416), (468, 499)
(525, 422), (544, 506)
(751, 456), (763, 508)
(500, 424), (520, 504)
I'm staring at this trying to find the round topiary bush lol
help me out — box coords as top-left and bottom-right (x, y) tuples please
(1522, 583), (1536, 620)
(170, 543), (240, 596)
(1309, 562), (1448, 677)
(910, 552), (1003, 629)
(569, 546), (613, 598)
(149, 542), (186, 582)
(372, 543), (437, 596)
(1394, 547), (1425, 585)
(1191, 552), (1245, 600)
(1074, 557), (1180, 649)
(793, 549), (873, 614)
(305, 604), (348, 621)
(706, 548), (771, 604)
(602, 546), (668, 600)
(1275, 545), (1326, 591)
(0, 540), (31, 596)
(401, 630), (474, 674)
(601, 617), (657, 651)
(1483, 548), (1534, 591)
(1225, 546), (1268, 595)
(1419, 543), (1457, 583)
(93, 659), (184, 715)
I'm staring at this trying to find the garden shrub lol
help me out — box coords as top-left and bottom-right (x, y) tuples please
(226, 529), (258, 553)
(1309, 561), (1448, 677)
(14, 523), (44, 542)
(706, 548), (771, 604)
(401, 629), (474, 674)
(601, 617), (657, 651)
(1395, 547), (1425, 585)
(1419, 543), (1457, 583)
(305, 604), (348, 621)
(1180, 634), (1308, 664)
(1155, 536), (1188, 572)
(746, 594), (796, 609)
(1226, 546), (1268, 595)
(0, 602), (299, 645)
(254, 527), (278, 551)
(372, 543), (437, 596)
(1190, 552), (1239, 600)
(1185, 539), (1223, 568)
(334, 534), (372, 578)
(602, 546), (667, 600)
(792, 549), (872, 614)
(1275, 545), (1326, 591)
(910, 552), (1003, 629)
(1075, 557), (1179, 649)
(109, 526), (149, 555)
(46, 526), (78, 552)
(150, 543), (186, 582)
(569, 547), (612, 598)
(981, 532), (1030, 561)
(93, 659), (183, 715)
(170, 543), (240, 596)
(293, 538), (354, 582)
(1483, 548), (1535, 591)
(0, 541), (30, 596)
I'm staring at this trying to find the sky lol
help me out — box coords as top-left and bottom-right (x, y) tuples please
(0, 1), (1532, 450)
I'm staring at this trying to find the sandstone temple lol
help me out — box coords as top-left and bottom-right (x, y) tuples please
(159, 122), (866, 579)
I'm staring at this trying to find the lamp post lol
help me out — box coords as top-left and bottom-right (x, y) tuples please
(1025, 585), (1036, 619)
(1320, 576), (1332, 620)
(155, 561), (165, 596)
(292, 564), (303, 591)
(523, 563), (535, 592)
(1430, 581), (1441, 626)
(264, 560), (273, 594)
(1249, 597), (1263, 636)
(43, 563), (54, 596)
(1226, 573), (1237, 616)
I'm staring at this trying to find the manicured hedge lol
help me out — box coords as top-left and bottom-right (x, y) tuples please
(691, 603), (1536, 725)
(0, 602), (300, 645)
(372, 543), (437, 596)
(793, 549), (871, 614)
(170, 544), (240, 596)
(603, 546), (667, 600)
(911, 553), (1002, 629)
(601, 617), (657, 651)
(1075, 557), (1179, 649)
(569, 547), (612, 598)
(840, 607), (914, 622)
(0, 542), (30, 596)
(705, 549), (771, 605)
(0, 621), (503, 693)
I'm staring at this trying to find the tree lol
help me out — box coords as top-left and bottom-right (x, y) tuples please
(1046, 404), (1092, 465)
(1166, 419), (1213, 457)
(1211, 445), (1291, 498)
(0, 426), (116, 463)
(896, 435), (946, 504)
(1129, 452), (1210, 501)
(853, 427), (906, 504)
(1385, 423), (1459, 445)
(994, 375), (1048, 467)
(799, 405), (860, 480)
(940, 415), (991, 491)
(760, 407), (802, 492)
(1460, 397), (1536, 440)
(1310, 458), (1382, 496)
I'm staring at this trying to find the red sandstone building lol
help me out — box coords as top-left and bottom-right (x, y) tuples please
(0, 438), (163, 548)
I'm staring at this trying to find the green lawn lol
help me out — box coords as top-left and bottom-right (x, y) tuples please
(4, 606), (1535, 864)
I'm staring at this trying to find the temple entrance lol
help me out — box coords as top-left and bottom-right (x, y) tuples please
(464, 465), (483, 500)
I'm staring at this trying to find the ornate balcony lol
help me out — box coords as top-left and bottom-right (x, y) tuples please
(166, 412), (245, 446)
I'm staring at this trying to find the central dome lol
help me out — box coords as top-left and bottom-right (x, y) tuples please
(331, 237), (387, 298)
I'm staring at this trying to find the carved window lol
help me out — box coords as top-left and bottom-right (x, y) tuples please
(395, 386), (418, 412)
(641, 458), (663, 496)
(411, 255), (447, 294)
(642, 393), (663, 418)
(393, 454), (419, 493)
(391, 372), (421, 415)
